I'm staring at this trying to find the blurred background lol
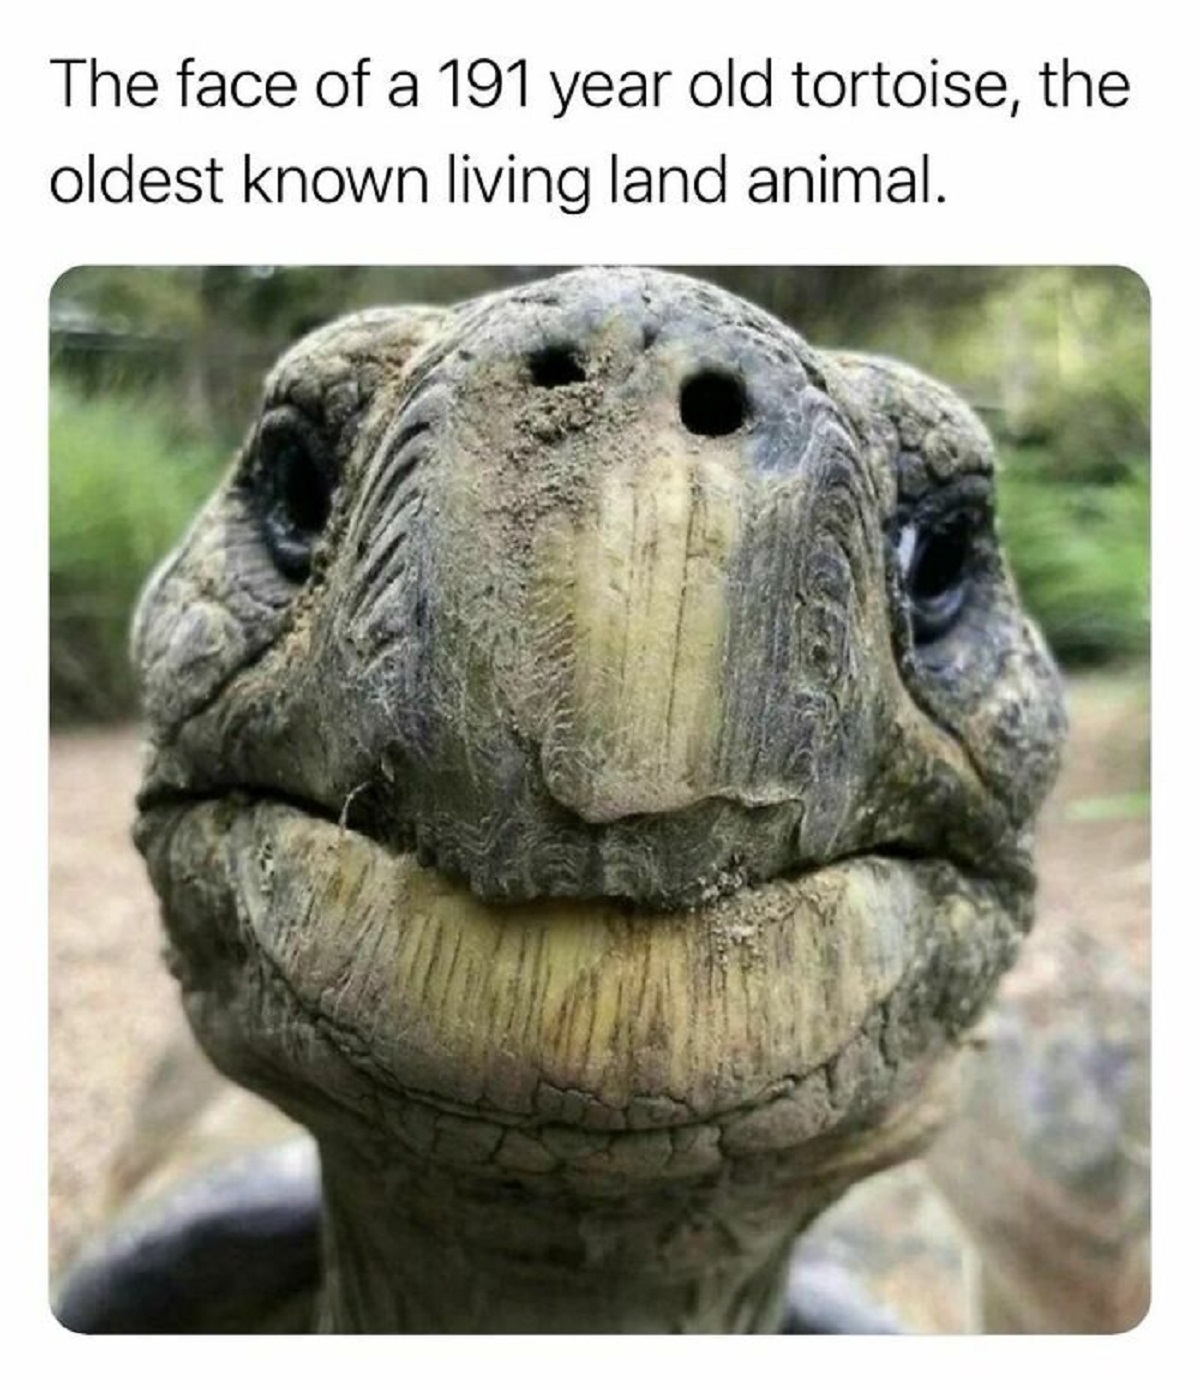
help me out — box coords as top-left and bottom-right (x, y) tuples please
(48, 268), (1150, 1321)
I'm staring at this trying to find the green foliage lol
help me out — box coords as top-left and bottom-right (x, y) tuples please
(49, 382), (227, 722)
(998, 448), (1150, 666)
(962, 268), (1148, 487)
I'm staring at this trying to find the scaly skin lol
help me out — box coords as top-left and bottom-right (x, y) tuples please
(132, 268), (1066, 1332)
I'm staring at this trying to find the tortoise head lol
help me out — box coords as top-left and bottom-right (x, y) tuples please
(131, 269), (1065, 1330)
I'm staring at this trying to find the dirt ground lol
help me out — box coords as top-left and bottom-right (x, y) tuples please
(47, 670), (1151, 1278)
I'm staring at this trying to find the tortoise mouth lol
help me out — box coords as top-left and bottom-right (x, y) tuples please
(137, 790), (1030, 1174)
(137, 755), (1025, 913)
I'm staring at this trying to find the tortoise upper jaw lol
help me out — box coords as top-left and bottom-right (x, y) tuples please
(136, 732), (1032, 914)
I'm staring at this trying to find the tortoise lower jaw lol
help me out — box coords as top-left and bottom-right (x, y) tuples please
(137, 794), (1030, 1177)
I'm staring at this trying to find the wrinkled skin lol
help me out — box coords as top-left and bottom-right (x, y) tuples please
(132, 269), (1066, 1332)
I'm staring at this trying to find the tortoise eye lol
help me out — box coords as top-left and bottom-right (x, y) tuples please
(898, 512), (976, 644)
(257, 410), (335, 582)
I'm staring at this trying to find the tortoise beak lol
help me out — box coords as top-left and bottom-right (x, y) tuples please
(530, 443), (743, 822)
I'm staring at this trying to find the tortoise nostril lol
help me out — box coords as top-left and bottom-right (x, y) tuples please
(680, 370), (747, 437)
(529, 346), (586, 388)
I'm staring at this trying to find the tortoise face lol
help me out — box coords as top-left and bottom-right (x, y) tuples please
(132, 269), (1065, 1196)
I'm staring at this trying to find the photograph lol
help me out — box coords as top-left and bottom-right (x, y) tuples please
(48, 264), (1149, 1334)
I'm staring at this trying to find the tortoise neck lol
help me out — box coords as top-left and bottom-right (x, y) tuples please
(311, 1138), (806, 1334)
(307, 1052), (954, 1331)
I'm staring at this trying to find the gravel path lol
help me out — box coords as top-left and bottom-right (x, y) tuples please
(49, 729), (178, 1273)
(47, 671), (1150, 1278)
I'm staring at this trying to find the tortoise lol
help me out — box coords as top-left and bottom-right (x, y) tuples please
(54, 267), (1148, 1334)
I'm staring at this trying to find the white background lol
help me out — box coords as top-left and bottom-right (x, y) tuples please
(12, 0), (1187, 1379)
